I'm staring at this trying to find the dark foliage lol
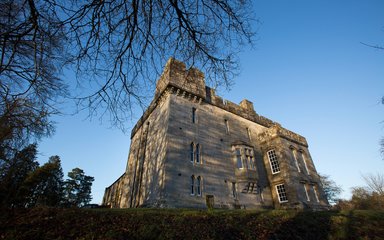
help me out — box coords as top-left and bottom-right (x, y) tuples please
(1, 208), (383, 240)
(0, 144), (39, 207)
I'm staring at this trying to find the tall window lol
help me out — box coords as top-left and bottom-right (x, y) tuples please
(245, 148), (255, 169)
(300, 151), (310, 175)
(303, 184), (310, 201)
(224, 119), (229, 134)
(276, 184), (288, 203)
(246, 127), (252, 141)
(195, 144), (200, 163)
(292, 149), (301, 172)
(191, 175), (195, 195)
(191, 175), (202, 196)
(312, 185), (320, 202)
(190, 142), (202, 164)
(267, 150), (280, 174)
(192, 107), (196, 123)
(236, 148), (242, 168)
(190, 143), (195, 162)
(197, 176), (201, 196)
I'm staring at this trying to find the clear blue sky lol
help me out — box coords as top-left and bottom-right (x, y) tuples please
(39, 0), (384, 204)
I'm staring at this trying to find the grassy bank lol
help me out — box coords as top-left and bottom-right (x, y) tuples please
(0, 208), (383, 239)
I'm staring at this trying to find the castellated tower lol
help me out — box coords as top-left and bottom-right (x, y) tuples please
(103, 58), (329, 210)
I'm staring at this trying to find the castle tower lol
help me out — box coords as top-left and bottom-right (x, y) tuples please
(103, 59), (329, 210)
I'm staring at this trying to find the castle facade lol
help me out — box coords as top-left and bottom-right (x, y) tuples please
(103, 59), (329, 209)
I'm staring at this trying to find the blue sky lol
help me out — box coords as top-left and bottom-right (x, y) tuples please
(39, 1), (384, 203)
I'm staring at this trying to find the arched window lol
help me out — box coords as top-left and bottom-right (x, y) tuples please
(195, 144), (200, 163)
(190, 143), (194, 162)
(197, 176), (201, 196)
(191, 175), (195, 195)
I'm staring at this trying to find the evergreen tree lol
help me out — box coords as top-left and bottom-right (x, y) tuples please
(0, 144), (39, 207)
(63, 168), (94, 207)
(23, 155), (64, 207)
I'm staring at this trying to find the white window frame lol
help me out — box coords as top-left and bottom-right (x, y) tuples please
(276, 184), (288, 203)
(267, 150), (281, 174)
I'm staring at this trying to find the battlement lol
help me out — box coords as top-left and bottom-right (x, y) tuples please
(204, 86), (276, 128)
(257, 125), (308, 147)
(131, 58), (280, 138)
(154, 58), (206, 100)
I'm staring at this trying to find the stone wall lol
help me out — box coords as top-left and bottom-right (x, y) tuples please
(103, 58), (329, 210)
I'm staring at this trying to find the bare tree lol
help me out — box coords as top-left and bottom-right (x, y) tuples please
(1, 0), (256, 130)
(362, 173), (384, 195)
(0, 0), (67, 107)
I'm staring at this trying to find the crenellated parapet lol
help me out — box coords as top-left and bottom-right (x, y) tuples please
(257, 125), (308, 147)
(155, 58), (206, 100)
(205, 86), (277, 128)
(132, 58), (285, 138)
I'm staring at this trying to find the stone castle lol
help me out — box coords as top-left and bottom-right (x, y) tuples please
(102, 58), (329, 209)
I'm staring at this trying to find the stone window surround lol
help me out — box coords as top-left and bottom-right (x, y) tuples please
(267, 149), (281, 174)
(299, 150), (310, 175)
(275, 184), (288, 203)
(303, 183), (310, 201)
(190, 175), (202, 196)
(289, 146), (301, 173)
(312, 185), (320, 202)
(192, 107), (197, 123)
(234, 146), (256, 170)
(190, 142), (202, 164)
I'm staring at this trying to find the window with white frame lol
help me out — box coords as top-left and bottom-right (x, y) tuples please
(276, 184), (288, 203)
(312, 185), (320, 202)
(267, 150), (280, 174)
(235, 148), (242, 168)
(300, 150), (310, 175)
(303, 184), (310, 201)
